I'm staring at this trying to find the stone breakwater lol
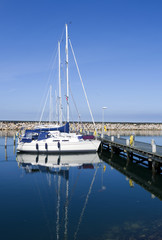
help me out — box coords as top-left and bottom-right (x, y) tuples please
(0, 121), (162, 132)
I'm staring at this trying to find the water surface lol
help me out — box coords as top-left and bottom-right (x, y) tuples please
(0, 135), (162, 240)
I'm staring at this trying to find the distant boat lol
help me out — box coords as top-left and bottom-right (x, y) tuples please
(17, 24), (100, 154)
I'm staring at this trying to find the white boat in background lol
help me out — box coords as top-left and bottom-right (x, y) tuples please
(17, 24), (100, 154)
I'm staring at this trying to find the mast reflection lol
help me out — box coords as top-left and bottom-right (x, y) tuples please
(16, 153), (102, 240)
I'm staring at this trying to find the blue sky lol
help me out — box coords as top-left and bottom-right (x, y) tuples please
(0, 0), (162, 122)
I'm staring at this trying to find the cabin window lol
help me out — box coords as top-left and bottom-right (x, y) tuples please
(32, 133), (38, 140)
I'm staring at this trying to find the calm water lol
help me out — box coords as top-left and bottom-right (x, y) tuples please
(0, 135), (162, 240)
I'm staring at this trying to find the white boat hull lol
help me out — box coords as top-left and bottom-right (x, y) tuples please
(17, 139), (101, 153)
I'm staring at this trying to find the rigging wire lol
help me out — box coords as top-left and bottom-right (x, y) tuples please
(69, 83), (81, 123)
(37, 24), (65, 123)
(33, 168), (53, 239)
(69, 38), (96, 128)
(74, 166), (98, 240)
(39, 87), (50, 123)
(61, 57), (81, 129)
(35, 45), (58, 122)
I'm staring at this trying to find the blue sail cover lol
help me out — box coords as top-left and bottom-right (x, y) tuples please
(21, 123), (70, 142)
(38, 132), (49, 141)
(34, 122), (69, 133)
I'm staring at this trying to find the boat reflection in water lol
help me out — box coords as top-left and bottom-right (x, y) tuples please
(16, 153), (102, 240)
(16, 153), (101, 173)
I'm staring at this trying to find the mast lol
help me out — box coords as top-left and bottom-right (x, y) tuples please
(64, 177), (69, 240)
(49, 85), (52, 123)
(65, 24), (69, 123)
(58, 41), (62, 125)
(56, 174), (61, 240)
(55, 90), (59, 124)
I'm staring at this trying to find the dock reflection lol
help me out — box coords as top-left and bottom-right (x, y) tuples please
(99, 151), (162, 200)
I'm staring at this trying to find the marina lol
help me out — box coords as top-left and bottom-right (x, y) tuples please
(1, 0), (162, 239)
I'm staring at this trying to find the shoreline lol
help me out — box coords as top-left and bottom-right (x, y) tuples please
(0, 121), (162, 132)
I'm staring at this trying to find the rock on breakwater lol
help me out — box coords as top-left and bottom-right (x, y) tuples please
(0, 121), (162, 133)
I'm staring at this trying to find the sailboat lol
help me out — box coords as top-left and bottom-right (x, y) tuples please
(17, 24), (101, 154)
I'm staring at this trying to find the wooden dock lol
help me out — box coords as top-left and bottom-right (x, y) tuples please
(100, 135), (162, 174)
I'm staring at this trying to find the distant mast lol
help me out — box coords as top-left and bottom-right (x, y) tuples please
(65, 23), (69, 123)
(58, 41), (62, 125)
(49, 85), (52, 123)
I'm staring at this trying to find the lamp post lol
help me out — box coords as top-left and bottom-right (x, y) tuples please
(102, 107), (107, 138)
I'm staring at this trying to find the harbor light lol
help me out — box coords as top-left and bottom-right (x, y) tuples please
(101, 107), (107, 138)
